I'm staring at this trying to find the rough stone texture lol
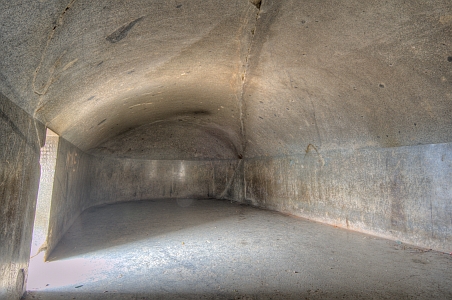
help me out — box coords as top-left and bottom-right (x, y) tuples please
(89, 122), (242, 161)
(0, 0), (257, 159)
(87, 157), (241, 207)
(1, 1), (449, 159)
(46, 150), (243, 258)
(0, 4), (450, 154)
(244, 143), (452, 253)
(0, 93), (45, 300)
(0, 0), (452, 296)
(243, 0), (452, 157)
(45, 137), (91, 259)
(26, 200), (452, 300)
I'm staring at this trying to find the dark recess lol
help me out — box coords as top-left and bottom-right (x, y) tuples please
(249, 0), (262, 9)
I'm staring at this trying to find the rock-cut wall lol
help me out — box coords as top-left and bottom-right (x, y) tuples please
(45, 137), (91, 259)
(243, 144), (452, 253)
(0, 93), (45, 299)
(86, 156), (243, 207)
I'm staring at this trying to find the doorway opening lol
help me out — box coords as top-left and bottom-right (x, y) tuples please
(29, 129), (59, 260)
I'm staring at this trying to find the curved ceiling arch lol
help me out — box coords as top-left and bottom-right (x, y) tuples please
(1, 0), (451, 160)
(1, 0), (258, 159)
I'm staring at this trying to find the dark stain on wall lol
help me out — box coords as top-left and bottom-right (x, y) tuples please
(106, 17), (144, 43)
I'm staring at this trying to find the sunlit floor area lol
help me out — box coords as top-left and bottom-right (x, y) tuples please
(25, 199), (452, 300)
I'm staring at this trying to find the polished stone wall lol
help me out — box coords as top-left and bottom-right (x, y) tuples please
(45, 137), (91, 259)
(243, 143), (452, 252)
(87, 157), (241, 206)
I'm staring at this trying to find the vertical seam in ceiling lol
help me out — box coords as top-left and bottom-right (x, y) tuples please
(239, 2), (262, 157)
(32, 0), (78, 111)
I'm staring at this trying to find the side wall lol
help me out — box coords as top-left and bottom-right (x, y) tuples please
(0, 94), (45, 299)
(87, 156), (241, 207)
(244, 143), (452, 253)
(45, 138), (91, 259)
(45, 151), (242, 257)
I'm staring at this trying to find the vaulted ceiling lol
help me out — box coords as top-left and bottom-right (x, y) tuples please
(1, 0), (451, 160)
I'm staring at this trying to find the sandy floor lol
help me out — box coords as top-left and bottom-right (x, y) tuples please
(25, 199), (452, 299)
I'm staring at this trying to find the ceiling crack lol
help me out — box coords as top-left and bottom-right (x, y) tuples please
(238, 2), (262, 158)
(32, 0), (78, 114)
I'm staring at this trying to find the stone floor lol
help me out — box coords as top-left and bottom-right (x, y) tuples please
(25, 199), (452, 299)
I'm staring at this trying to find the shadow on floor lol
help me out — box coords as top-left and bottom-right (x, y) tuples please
(27, 198), (452, 299)
(47, 199), (241, 261)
